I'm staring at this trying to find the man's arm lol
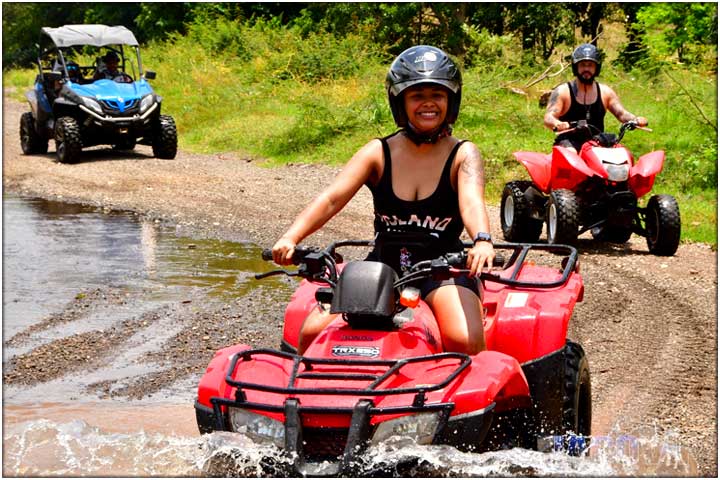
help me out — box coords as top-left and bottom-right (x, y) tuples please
(604, 85), (648, 126)
(544, 84), (572, 132)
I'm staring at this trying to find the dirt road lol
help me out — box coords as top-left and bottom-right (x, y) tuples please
(3, 94), (717, 476)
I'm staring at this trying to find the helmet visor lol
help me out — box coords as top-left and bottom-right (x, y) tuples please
(389, 78), (459, 96)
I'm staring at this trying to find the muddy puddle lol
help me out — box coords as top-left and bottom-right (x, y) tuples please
(2, 194), (699, 476)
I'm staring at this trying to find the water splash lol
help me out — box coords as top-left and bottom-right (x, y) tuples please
(3, 420), (699, 477)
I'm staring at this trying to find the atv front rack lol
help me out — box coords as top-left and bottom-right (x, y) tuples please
(227, 348), (468, 408)
(208, 348), (469, 426)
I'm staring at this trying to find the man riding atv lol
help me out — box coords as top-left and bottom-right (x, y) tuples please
(544, 43), (648, 151)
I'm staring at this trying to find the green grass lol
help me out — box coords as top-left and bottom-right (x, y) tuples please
(4, 23), (716, 248)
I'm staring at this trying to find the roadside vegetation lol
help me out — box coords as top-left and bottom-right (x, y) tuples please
(3, 3), (716, 246)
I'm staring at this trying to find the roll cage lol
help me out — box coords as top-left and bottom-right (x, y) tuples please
(36, 25), (150, 85)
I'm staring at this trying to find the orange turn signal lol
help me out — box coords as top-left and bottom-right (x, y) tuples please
(399, 287), (421, 308)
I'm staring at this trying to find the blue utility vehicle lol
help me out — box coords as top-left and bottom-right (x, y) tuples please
(21, 24), (177, 163)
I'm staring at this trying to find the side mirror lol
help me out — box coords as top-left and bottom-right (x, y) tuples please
(145, 70), (156, 80)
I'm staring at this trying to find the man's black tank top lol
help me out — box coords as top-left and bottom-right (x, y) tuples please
(559, 81), (606, 131)
(555, 81), (606, 149)
(365, 131), (466, 274)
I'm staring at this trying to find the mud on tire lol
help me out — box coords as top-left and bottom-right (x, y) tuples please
(562, 340), (591, 436)
(546, 189), (579, 245)
(152, 114), (178, 159)
(645, 194), (681, 256)
(20, 112), (49, 155)
(501, 181), (543, 242)
(55, 116), (82, 164)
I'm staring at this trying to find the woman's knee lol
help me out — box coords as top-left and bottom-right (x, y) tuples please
(301, 306), (333, 336)
(427, 286), (486, 354)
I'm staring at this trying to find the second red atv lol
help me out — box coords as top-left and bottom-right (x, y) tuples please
(502, 120), (681, 256)
(194, 234), (591, 476)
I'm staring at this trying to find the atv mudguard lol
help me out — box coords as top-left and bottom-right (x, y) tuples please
(482, 267), (584, 364)
(629, 150), (665, 198)
(514, 146), (599, 193)
(549, 146), (599, 192)
(512, 151), (552, 192)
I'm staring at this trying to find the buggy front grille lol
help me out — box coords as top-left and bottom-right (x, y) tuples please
(100, 98), (139, 113)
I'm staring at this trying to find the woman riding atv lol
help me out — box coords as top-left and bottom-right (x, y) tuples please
(271, 45), (495, 355)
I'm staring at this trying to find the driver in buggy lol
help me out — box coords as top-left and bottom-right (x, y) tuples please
(272, 45), (495, 356)
(544, 43), (648, 152)
(93, 51), (123, 81)
(65, 61), (84, 84)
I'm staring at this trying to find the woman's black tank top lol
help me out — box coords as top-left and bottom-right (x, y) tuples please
(365, 131), (466, 274)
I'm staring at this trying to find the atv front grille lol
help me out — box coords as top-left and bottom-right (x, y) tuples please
(302, 427), (348, 460)
(100, 98), (139, 114)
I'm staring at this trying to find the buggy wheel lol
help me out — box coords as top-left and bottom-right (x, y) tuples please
(152, 114), (178, 159)
(591, 225), (632, 244)
(501, 181), (543, 242)
(55, 117), (82, 164)
(646, 194), (681, 256)
(20, 112), (48, 154)
(562, 341), (592, 436)
(546, 189), (579, 245)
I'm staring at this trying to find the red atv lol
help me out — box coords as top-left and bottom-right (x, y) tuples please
(501, 120), (681, 255)
(194, 234), (591, 476)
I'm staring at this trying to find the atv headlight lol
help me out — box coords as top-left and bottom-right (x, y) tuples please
(139, 94), (155, 113)
(228, 407), (285, 448)
(370, 412), (440, 445)
(82, 97), (103, 114)
(604, 163), (629, 182)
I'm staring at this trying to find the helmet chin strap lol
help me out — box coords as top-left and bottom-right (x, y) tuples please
(404, 122), (452, 145)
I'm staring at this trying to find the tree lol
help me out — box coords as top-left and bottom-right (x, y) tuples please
(505, 3), (575, 60)
(636, 3), (718, 63)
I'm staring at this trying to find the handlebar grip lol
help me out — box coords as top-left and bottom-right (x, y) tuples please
(493, 254), (506, 267)
(261, 249), (274, 262)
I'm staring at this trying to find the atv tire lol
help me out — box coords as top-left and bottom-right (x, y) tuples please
(591, 225), (632, 244)
(55, 116), (82, 164)
(546, 189), (579, 245)
(646, 194), (681, 256)
(152, 114), (178, 159)
(562, 340), (592, 436)
(20, 112), (48, 154)
(501, 181), (543, 242)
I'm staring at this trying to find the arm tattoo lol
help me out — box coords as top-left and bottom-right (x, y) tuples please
(549, 90), (560, 106)
(460, 147), (484, 185)
(608, 98), (632, 121)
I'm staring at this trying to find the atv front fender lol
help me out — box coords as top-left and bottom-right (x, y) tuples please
(550, 146), (598, 191)
(196, 343), (253, 410)
(513, 152), (552, 193)
(629, 150), (665, 198)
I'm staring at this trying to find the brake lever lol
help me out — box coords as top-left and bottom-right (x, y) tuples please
(254, 269), (299, 280)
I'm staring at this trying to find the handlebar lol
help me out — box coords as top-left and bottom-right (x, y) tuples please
(555, 119), (650, 146)
(257, 240), (578, 289)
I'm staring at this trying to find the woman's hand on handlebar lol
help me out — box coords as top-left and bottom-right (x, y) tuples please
(467, 241), (495, 277)
(271, 236), (297, 265)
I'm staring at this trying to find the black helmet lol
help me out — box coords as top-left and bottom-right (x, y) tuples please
(571, 43), (602, 77)
(386, 45), (462, 128)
